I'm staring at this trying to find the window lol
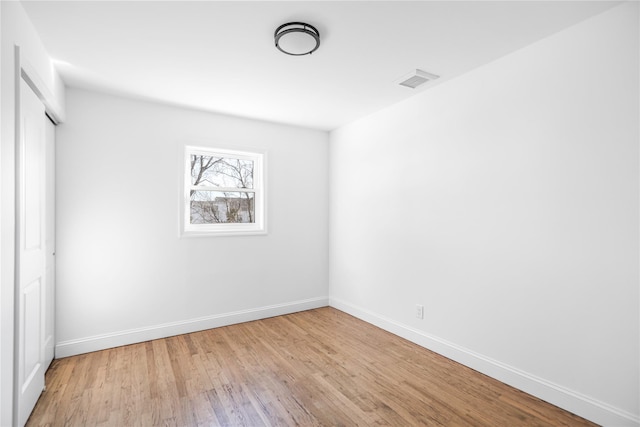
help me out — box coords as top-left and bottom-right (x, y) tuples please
(183, 146), (265, 236)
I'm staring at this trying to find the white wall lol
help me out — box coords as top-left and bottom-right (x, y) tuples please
(329, 3), (639, 426)
(55, 88), (329, 356)
(1, 2), (65, 425)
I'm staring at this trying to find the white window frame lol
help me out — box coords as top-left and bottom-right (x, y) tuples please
(182, 145), (266, 237)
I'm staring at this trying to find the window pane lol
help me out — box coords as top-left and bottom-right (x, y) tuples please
(190, 155), (254, 189)
(190, 191), (255, 224)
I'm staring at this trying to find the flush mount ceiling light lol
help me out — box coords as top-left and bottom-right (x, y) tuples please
(275, 22), (320, 56)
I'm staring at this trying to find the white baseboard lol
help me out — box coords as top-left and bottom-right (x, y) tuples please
(329, 297), (639, 427)
(55, 297), (329, 358)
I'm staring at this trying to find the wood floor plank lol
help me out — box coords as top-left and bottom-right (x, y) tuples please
(27, 308), (598, 427)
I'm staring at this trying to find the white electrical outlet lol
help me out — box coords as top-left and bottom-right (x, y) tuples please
(416, 304), (424, 319)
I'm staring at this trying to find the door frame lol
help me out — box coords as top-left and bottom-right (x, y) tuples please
(12, 45), (64, 426)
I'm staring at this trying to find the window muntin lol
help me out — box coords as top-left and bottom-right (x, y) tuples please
(184, 146), (265, 236)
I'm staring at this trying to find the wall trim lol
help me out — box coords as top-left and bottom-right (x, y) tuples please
(329, 297), (639, 427)
(20, 55), (65, 123)
(55, 297), (329, 358)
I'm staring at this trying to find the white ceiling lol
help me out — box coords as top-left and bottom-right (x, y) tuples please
(22, 1), (620, 131)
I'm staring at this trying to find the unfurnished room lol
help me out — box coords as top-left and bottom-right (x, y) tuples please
(0, 1), (638, 426)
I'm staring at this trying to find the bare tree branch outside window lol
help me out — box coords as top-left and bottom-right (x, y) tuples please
(189, 155), (255, 224)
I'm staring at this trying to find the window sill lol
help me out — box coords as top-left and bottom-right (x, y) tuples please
(181, 228), (268, 238)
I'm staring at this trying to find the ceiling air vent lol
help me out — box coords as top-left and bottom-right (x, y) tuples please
(397, 69), (440, 89)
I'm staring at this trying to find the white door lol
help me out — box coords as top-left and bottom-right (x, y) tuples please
(44, 116), (56, 369)
(16, 79), (47, 426)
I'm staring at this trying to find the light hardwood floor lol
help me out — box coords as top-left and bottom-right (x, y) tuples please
(27, 307), (597, 426)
